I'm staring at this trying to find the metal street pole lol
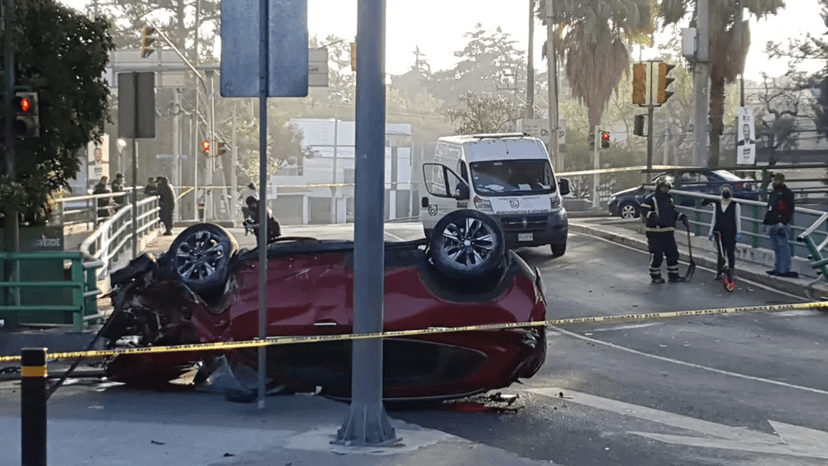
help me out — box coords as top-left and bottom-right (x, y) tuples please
(192, 112), (199, 220)
(330, 118), (338, 224)
(692, 0), (710, 167)
(526, 0), (535, 119)
(546, 0), (560, 170)
(131, 73), (139, 260)
(3, 0), (20, 311)
(173, 89), (181, 219)
(231, 100), (238, 226)
(592, 126), (599, 209)
(208, 70), (216, 220)
(256, 0), (269, 411)
(336, 0), (397, 446)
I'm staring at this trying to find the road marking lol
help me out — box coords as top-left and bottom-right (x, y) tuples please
(577, 232), (807, 301)
(773, 310), (823, 318)
(528, 387), (828, 460)
(589, 322), (660, 333)
(549, 325), (828, 397)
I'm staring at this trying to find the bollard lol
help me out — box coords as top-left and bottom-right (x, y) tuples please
(21, 347), (47, 466)
(198, 202), (206, 222)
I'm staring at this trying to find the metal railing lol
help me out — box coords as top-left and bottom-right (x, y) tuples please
(80, 195), (161, 279)
(56, 187), (146, 228)
(0, 252), (102, 332)
(669, 188), (828, 279)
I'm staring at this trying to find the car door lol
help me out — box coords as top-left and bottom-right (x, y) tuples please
(420, 163), (468, 231)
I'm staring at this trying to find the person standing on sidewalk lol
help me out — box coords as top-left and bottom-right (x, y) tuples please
(156, 176), (176, 236)
(707, 184), (742, 280)
(640, 176), (688, 283)
(763, 173), (798, 278)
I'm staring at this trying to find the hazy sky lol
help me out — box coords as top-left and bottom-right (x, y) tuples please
(57, 0), (825, 81)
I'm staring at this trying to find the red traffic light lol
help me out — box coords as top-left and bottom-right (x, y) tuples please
(13, 96), (32, 113)
(601, 132), (610, 141)
(201, 140), (210, 152)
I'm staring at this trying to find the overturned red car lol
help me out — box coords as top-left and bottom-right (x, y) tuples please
(103, 210), (547, 401)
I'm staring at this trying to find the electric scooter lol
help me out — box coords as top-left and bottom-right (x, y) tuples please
(714, 231), (736, 292)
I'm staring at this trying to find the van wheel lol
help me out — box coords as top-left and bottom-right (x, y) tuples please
(428, 210), (505, 282)
(551, 242), (566, 258)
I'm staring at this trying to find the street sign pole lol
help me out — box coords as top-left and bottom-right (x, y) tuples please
(2, 0), (21, 312)
(256, 0), (269, 411)
(336, 0), (397, 446)
(131, 72), (139, 259)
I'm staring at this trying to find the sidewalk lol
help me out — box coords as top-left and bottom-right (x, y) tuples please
(570, 217), (828, 300)
(0, 385), (556, 466)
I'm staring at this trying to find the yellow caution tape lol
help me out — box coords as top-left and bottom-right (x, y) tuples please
(0, 300), (825, 363)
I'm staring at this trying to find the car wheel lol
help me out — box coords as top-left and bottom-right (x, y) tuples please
(169, 223), (238, 294)
(619, 202), (639, 219)
(428, 209), (505, 281)
(550, 242), (566, 258)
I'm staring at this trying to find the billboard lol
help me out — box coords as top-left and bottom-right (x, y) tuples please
(736, 107), (756, 165)
(87, 134), (110, 183)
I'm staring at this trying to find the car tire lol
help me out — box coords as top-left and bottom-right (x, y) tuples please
(168, 223), (238, 295)
(619, 202), (639, 219)
(550, 242), (566, 258)
(427, 209), (505, 282)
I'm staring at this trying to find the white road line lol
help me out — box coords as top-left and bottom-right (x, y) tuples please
(549, 324), (828, 397)
(589, 322), (660, 333)
(574, 232), (807, 302)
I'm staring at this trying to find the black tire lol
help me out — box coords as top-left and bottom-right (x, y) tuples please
(550, 242), (566, 258)
(618, 202), (639, 219)
(427, 210), (505, 281)
(168, 223), (238, 295)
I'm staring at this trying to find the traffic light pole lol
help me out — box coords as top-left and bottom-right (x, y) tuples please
(2, 0), (21, 313)
(647, 100), (655, 174)
(692, 0), (710, 167)
(592, 126), (599, 209)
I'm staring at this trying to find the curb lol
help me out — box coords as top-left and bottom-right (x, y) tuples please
(570, 222), (827, 300)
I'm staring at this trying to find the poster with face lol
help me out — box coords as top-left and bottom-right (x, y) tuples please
(736, 107), (756, 165)
(88, 134), (110, 182)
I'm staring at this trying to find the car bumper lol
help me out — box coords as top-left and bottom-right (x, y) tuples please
(490, 208), (568, 247)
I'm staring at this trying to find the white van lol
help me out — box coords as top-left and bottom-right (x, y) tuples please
(420, 133), (570, 257)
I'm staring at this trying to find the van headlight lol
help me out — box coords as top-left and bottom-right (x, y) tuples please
(549, 194), (561, 208)
(474, 196), (493, 213)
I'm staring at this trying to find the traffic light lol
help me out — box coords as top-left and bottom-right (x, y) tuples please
(350, 42), (357, 72)
(657, 62), (676, 105)
(201, 140), (210, 155)
(216, 142), (227, 155)
(141, 26), (157, 59)
(632, 63), (646, 106)
(633, 114), (646, 137)
(600, 131), (610, 149)
(12, 91), (39, 138)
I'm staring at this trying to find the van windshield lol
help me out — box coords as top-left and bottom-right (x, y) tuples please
(469, 159), (556, 196)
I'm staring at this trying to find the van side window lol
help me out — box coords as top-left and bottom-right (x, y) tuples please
(456, 160), (468, 181)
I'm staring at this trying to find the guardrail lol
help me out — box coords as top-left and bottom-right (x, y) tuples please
(669, 188), (828, 279)
(80, 195), (161, 279)
(0, 252), (102, 332)
(56, 187), (145, 228)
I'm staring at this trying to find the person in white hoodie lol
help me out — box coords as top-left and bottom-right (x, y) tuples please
(708, 184), (742, 280)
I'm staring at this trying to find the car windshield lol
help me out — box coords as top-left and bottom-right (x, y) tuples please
(469, 159), (556, 196)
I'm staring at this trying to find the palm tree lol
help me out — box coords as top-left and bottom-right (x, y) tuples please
(536, 0), (654, 131)
(660, 0), (784, 167)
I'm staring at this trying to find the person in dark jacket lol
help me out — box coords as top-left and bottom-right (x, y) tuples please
(156, 176), (175, 236)
(246, 196), (282, 246)
(640, 177), (688, 283)
(110, 173), (126, 207)
(93, 176), (112, 221)
(763, 173), (797, 278)
(143, 177), (158, 197)
(707, 184), (743, 280)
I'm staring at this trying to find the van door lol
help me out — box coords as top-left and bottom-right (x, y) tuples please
(420, 163), (469, 235)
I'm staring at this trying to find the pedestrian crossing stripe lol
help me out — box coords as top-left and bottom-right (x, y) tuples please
(0, 300), (825, 363)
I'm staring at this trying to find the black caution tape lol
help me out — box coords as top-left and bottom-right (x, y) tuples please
(0, 301), (825, 363)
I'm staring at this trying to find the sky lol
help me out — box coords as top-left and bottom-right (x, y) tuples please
(57, 0), (826, 82)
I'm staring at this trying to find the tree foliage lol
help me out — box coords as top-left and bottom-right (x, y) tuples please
(446, 92), (523, 134)
(537, 0), (654, 130)
(0, 0), (114, 223)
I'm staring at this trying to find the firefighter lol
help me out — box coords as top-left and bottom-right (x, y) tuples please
(640, 176), (688, 283)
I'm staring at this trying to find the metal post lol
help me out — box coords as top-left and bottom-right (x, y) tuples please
(21, 348), (47, 466)
(173, 89), (181, 221)
(526, 0), (534, 119)
(256, 0), (269, 411)
(208, 71), (216, 220)
(330, 118), (339, 224)
(592, 126), (599, 209)
(231, 100), (238, 226)
(131, 72), (139, 260)
(192, 112), (198, 221)
(335, 0), (397, 445)
(2, 0), (20, 313)
(647, 104), (655, 172)
(693, 0), (710, 167)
